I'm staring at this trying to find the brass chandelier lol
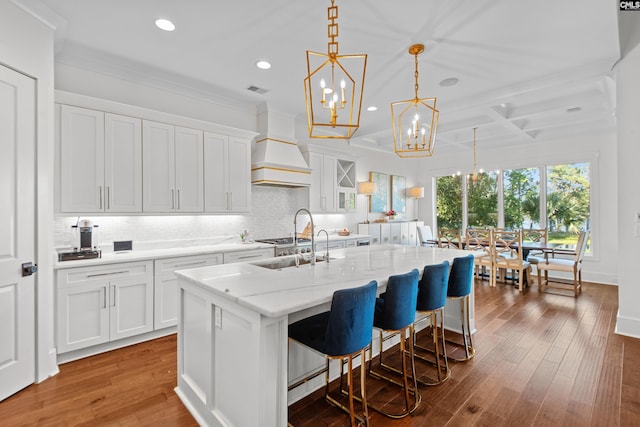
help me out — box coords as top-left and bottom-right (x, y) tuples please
(304, 0), (367, 139)
(391, 44), (439, 158)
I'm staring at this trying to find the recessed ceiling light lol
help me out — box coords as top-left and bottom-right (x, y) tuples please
(256, 60), (271, 70)
(439, 77), (459, 87)
(367, 106), (377, 112)
(155, 18), (175, 32)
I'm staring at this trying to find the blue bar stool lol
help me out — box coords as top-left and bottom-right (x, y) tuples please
(288, 281), (377, 427)
(446, 254), (476, 361)
(412, 260), (451, 385)
(368, 269), (421, 418)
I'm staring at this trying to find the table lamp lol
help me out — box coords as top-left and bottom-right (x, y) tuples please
(408, 186), (424, 220)
(357, 181), (376, 224)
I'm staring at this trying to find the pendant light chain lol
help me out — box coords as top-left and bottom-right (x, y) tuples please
(414, 52), (420, 100)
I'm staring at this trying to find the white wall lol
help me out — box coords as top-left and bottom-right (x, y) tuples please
(413, 130), (618, 286)
(616, 41), (640, 338)
(0, 0), (57, 381)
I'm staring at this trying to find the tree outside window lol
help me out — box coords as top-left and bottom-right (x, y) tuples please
(467, 172), (498, 228)
(436, 175), (462, 228)
(504, 168), (540, 229)
(546, 163), (590, 248)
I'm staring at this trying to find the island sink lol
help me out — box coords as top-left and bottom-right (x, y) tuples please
(250, 255), (334, 270)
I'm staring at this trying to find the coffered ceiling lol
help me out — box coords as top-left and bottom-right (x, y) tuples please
(18, 0), (620, 154)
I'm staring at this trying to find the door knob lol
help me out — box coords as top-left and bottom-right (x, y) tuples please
(22, 262), (38, 277)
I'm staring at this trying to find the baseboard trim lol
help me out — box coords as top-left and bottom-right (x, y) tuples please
(615, 309), (640, 339)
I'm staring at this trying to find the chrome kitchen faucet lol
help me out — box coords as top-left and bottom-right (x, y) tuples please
(294, 208), (315, 265)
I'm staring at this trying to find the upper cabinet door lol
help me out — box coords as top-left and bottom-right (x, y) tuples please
(307, 151), (324, 212)
(203, 132), (228, 212)
(204, 132), (251, 213)
(143, 120), (176, 212)
(104, 113), (142, 213)
(322, 154), (337, 212)
(60, 105), (105, 212)
(226, 137), (251, 212)
(174, 126), (204, 213)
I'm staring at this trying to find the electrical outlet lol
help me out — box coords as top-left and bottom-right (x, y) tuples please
(214, 306), (222, 329)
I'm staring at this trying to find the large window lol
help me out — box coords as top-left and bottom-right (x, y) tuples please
(546, 163), (590, 248)
(435, 161), (591, 251)
(503, 167), (540, 229)
(467, 172), (498, 228)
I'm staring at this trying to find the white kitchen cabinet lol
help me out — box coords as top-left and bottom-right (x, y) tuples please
(337, 159), (357, 212)
(315, 239), (345, 254)
(105, 113), (143, 212)
(143, 121), (204, 213)
(154, 254), (223, 330)
(60, 106), (142, 213)
(223, 248), (274, 264)
(204, 132), (251, 213)
(357, 221), (422, 246)
(60, 105), (104, 213)
(56, 261), (153, 353)
(305, 151), (337, 213)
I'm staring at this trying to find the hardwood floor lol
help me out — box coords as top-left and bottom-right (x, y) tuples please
(2, 280), (639, 426)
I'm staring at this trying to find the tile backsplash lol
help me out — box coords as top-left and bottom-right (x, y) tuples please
(54, 186), (356, 250)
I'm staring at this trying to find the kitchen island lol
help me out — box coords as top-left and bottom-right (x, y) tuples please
(174, 244), (475, 427)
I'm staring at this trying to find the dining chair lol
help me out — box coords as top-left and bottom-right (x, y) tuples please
(536, 230), (589, 297)
(493, 229), (532, 292)
(522, 228), (548, 265)
(438, 228), (462, 249)
(417, 225), (436, 247)
(288, 281), (377, 427)
(465, 227), (494, 285)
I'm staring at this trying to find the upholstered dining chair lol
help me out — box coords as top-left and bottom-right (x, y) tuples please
(412, 260), (451, 385)
(368, 269), (421, 418)
(536, 230), (589, 297)
(417, 225), (436, 247)
(438, 228), (462, 249)
(288, 281), (377, 427)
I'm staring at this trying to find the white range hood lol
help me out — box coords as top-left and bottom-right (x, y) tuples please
(251, 104), (311, 187)
(251, 138), (312, 187)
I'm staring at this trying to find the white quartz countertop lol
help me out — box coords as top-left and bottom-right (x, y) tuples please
(175, 245), (475, 319)
(53, 242), (274, 269)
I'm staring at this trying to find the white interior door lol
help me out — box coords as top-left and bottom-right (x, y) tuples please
(0, 64), (36, 401)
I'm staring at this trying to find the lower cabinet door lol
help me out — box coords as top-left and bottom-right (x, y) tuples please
(110, 276), (154, 341)
(154, 254), (223, 329)
(57, 282), (110, 353)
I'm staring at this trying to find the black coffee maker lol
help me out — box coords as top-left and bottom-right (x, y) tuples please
(58, 218), (102, 261)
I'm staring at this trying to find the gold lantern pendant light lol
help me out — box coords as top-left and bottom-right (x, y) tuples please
(304, 0), (367, 139)
(391, 44), (439, 158)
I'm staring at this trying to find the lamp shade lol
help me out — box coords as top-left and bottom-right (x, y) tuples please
(358, 181), (376, 195)
(408, 186), (424, 199)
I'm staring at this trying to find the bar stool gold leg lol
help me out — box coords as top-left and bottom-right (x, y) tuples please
(444, 295), (475, 362)
(412, 310), (451, 385)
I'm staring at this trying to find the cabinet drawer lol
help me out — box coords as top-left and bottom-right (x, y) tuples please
(57, 261), (152, 287)
(224, 248), (274, 264)
(156, 253), (223, 275)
